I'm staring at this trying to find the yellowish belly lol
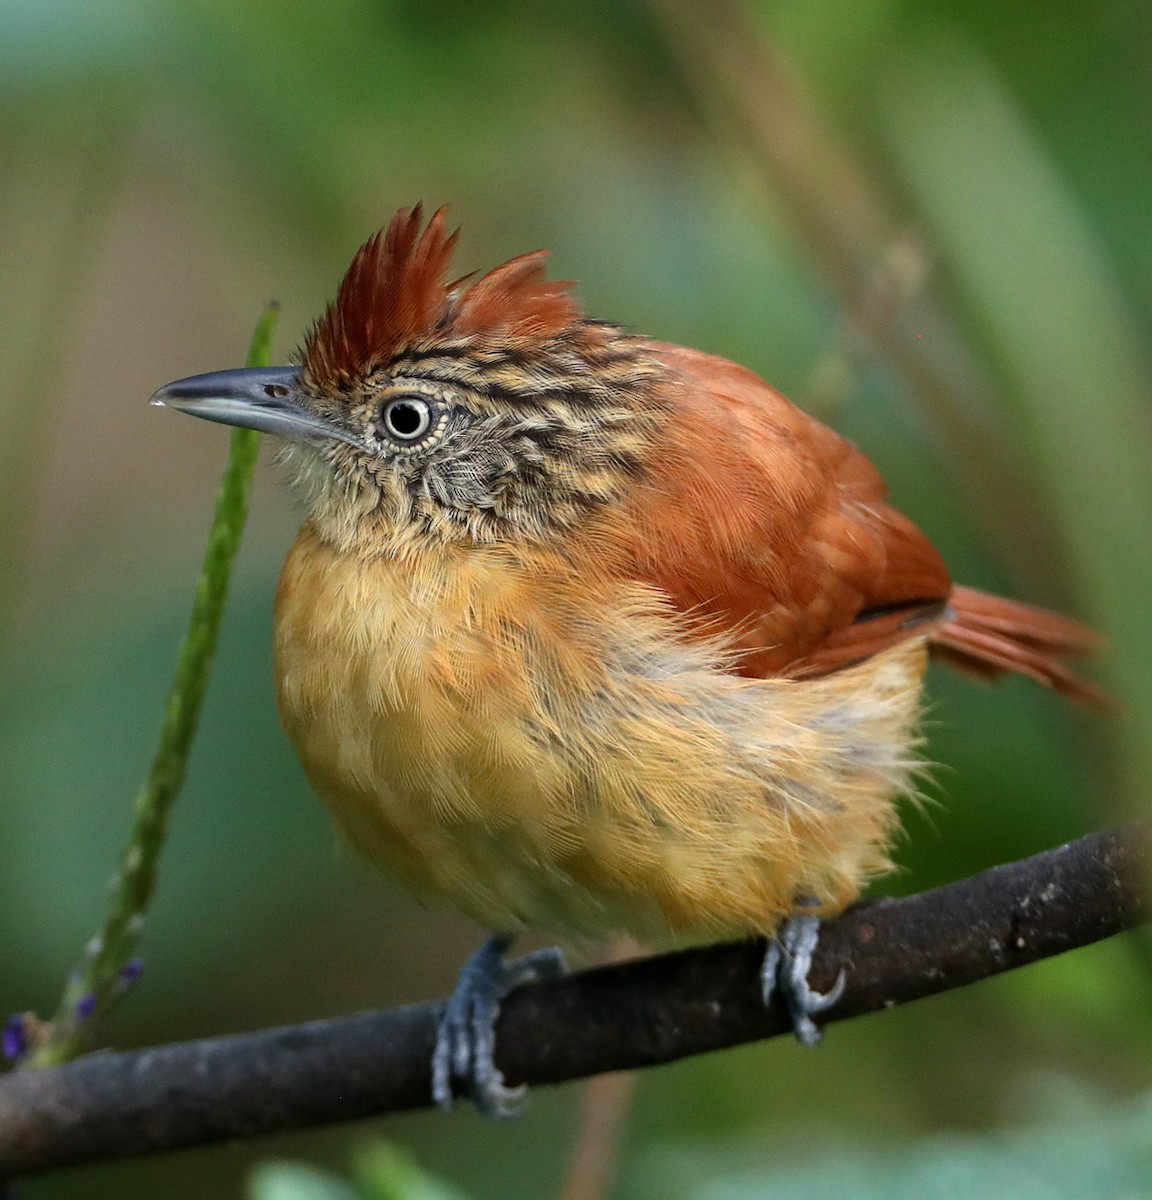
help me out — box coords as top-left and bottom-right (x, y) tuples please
(273, 525), (926, 944)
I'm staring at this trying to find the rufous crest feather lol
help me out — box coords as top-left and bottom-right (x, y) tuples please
(301, 204), (580, 388)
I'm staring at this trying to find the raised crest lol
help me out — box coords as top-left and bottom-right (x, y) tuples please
(302, 205), (579, 387)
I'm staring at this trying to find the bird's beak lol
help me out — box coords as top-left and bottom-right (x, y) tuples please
(150, 366), (360, 448)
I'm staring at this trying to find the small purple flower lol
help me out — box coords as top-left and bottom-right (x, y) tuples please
(74, 993), (97, 1021)
(118, 958), (144, 987)
(3, 1015), (26, 1061)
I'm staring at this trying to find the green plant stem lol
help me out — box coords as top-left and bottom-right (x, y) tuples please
(28, 305), (280, 1068)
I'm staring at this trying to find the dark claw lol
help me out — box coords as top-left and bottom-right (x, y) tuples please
(760, 906), (845, 1046)
(432, 934), (566, 1116)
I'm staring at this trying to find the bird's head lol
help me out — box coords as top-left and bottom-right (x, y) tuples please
(153, 205), (669, 553)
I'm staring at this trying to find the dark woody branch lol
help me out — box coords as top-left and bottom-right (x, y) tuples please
(0, 824), (1147, 1177)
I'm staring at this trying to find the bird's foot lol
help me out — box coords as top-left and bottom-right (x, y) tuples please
(432, 934), (567, 1116)
(760, 899), (845, 1046)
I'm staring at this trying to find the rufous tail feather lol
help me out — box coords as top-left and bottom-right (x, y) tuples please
(931, 586), (1108, 708)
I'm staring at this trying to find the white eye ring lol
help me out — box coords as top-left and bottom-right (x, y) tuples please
(380, 396), (433, 442)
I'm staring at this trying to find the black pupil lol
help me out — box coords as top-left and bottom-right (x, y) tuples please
(387, 400), (425, 438)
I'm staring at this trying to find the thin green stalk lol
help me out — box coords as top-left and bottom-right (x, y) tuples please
(26, 305), (280, 1068)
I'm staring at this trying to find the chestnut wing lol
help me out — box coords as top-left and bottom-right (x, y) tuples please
(621, 344), (952, 679)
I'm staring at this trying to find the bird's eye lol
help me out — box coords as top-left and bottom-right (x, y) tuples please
(379, 397), (434, 443)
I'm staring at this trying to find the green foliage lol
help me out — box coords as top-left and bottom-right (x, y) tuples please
(249, 1090), (1152, 1200)
(28, 306), (277, 1067)
(251, 1162), (362, 1200)
(632, 1083), (1152, 1200)
(250, 1146), (472, 1200)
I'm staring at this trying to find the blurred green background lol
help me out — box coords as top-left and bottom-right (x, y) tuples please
(2, 0), (1150, 1196)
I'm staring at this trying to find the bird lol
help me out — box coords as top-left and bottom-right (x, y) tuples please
(152, 204), (1102, 1114)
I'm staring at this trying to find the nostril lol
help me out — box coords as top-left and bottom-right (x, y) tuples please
(264, 384), (290, 398)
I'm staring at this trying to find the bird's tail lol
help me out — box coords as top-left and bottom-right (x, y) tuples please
(930, 585), (1108, 708)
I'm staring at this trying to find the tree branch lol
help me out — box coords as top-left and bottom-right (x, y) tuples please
(0, 825), (1147, 1176)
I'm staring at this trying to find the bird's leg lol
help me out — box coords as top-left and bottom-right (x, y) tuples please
(760, 897), (846, 1046)
(432, 933), (567, 1116)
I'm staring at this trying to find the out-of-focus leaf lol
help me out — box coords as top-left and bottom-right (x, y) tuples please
(633, 1083), (1152, 1200)
(248, 1146), (473, 1200)
(249, 1162), (360, 1200)
(880, 33), (1152, 800)
(354, 1143), (474, 1200)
